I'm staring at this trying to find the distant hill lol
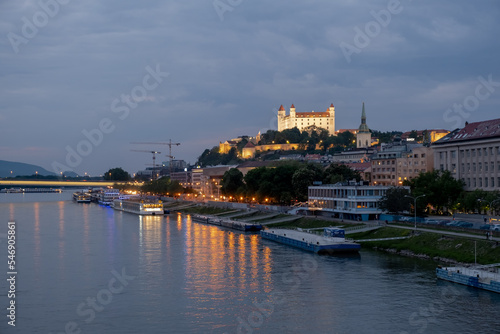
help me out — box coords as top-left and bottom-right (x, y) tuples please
(0, 160), (56, 178)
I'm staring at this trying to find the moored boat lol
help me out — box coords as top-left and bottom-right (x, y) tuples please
(73, 191), (91, 203)
(260, 227), (360, 254)
(191, 214), (262, 232)
(98, 189), (121, 206)
(113, 198), (164, 215)
(436, 263), (500, 294)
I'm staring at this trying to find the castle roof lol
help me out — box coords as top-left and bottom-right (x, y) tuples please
(243, 141), (255, 148)
(296, 111), (330, 118)
(291, 104), (295, 108)
(279, 105), (285, 111)
(330, 103), (334, 108)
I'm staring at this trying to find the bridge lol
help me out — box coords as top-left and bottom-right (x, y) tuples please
(0, 180), (127, 187)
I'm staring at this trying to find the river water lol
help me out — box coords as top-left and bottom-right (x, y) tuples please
(0, 192), (499, 334)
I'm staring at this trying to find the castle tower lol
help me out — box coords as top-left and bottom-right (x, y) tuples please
(357, 102), (371, 148)
(290, 103), (296, 118)
(277, 105), (286, 131)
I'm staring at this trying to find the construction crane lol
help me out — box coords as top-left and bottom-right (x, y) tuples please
(130, 149), (161, 180)
(130, 140), (180, 176)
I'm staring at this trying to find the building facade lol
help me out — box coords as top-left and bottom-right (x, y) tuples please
(277, 103), (336, 135)
(371, 143), (434, 186)
(308, 181), (408, 221)
(432, 118), (500, 191)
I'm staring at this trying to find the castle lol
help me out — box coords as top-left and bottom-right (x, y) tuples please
(277, 104), (336, 135)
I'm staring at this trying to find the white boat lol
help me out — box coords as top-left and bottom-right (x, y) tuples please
(73, 191), (91, 203)
(113, 198), (164, 215)
(98, 189), (121, 206)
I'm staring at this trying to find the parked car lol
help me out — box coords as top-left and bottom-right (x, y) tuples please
(424, 219), (440, 225)
(491, 224), (500, 231)
(479, 224), (492, 230)
(456, 221), (474, 228)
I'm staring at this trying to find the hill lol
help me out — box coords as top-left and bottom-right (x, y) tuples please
(0, 160), (56, 177)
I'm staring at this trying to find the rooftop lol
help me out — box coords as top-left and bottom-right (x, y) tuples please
(434, 118), (500, 144)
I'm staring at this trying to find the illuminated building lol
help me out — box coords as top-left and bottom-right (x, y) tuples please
(277, 103), (336, 135)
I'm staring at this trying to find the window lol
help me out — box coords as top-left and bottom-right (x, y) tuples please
(485, 163), (488, 172)
(472, 150), (476, 157)
(440, 164), (444, 171)
(479, 178), (482, 187)
(491, 177), (495, 188)
(473, 163), (476, 172)
(478, 149), (481, 157)
(484, 148), (488, 156)
(467, 163), (470, 172)
(422, 153), (426, 158)
(451, 151), (456, 158)
(466, 150), (470, 157)
(485, 178), (488, 187)
(414, 154), (419, 158)
(452, 164), (456, 173)
(479, 163), (482, 172)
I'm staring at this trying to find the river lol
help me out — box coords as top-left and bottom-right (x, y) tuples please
(0, 192), (498, 333)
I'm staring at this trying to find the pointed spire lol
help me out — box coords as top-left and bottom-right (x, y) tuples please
(279, 105), (285, 111)
(330, 103), (334, 108)
(358, 102), (369, 133)
(291, 103), (295, 108)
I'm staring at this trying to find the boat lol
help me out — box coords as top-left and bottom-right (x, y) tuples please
(113, 198), (165, 215)
(260, 227), (361, 254)
(98, 189), (121, 206)
(436, 263), (500, 294)
(191, 214), (262, 232)
(73, 191), (91, 203)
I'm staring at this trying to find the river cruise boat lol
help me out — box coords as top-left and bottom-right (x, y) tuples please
(436, 263), (500, 294)
(98, 189), (121, 206)
(260, 227), (361, 254)
(113, 198), (164, 215)
(73, 191), (91, 203)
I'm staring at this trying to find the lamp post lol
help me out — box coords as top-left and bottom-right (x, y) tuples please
(405, 194), (426, 231)
(478, 198), (500, 223)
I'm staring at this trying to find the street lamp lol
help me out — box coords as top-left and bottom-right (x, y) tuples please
(405, 194), (426, 230)
(478, 198), (500, 223)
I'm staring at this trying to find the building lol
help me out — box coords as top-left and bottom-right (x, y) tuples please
(191, 165), (236, 197)
(277, 103), (336, 135)
(170, 170), (191, 188)
(401, 129), (450, 143)
(371, 143), (434, 186)
(308, 181), (409, 221)
(356, 102), (372, 149)
(432, 118), (500, 191)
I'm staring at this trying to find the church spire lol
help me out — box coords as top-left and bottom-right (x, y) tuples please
(358, 102), (369, 133)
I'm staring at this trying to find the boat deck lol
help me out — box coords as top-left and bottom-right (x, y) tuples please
(440, 266), (500, 282)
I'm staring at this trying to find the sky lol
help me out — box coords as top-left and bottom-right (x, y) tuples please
(1, 0), (499, 176)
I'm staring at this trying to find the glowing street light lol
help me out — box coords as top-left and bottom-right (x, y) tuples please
(405, 194), (426, 231)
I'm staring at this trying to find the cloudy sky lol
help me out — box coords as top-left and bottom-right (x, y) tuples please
(1, 0), (499, 175)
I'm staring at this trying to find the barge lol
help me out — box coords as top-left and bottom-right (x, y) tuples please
(436, 263), (500, 294)
(191, 214), (262, 232)
(260, 227), (361, 254)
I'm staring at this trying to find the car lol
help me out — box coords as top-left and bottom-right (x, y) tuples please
(424, 219), (440, 225)
(456, 221), (473, 228)
(491, 224), (500, 232)
(479, 224), (492, 230)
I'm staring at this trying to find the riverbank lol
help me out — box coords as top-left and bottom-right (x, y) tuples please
(175, 203), (500, 265)
(349, 227), (500, 265)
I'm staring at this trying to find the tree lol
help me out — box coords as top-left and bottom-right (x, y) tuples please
(404, 170), (465, 213)
(323, 164), (360, 184)
(103, 167), (130, 181)
(378, 187), (411, 216)
(221, 168), (245, 197)
(292, 164), (324, 202)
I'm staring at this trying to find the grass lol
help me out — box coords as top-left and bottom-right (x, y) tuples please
(350, 227), (500, 264)
(266, 217), (358, 229)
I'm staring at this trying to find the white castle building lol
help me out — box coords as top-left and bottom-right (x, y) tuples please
(277, 103), (336, 135)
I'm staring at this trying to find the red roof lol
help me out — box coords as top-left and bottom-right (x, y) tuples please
(279, 105), (285, 111)
(291, 104), (295, 108)
(296, 111), (330, 118)
(439, 118), (500, 143)
(243, 141), (255, 148)
(330, 103), (334, 108)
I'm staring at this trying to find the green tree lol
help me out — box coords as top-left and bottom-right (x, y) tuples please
(103, 167), (130, 181)
(323, 164), (361, 184)
(292, 164), (324, 201)
(404, 170), (464, 213)
(378, 187), (411, 216)
(221, 168), (245, 197)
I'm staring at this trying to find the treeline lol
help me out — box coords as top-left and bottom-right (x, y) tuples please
(379, 170), (500, 216)
(220, 161), (361, 205)
(115, 176), (185, 196)
(196, 127), (402, 167)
